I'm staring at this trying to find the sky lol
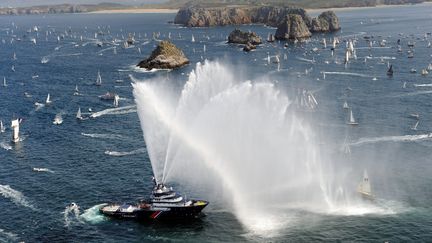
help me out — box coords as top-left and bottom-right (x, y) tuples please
(0, 0), (167, 7)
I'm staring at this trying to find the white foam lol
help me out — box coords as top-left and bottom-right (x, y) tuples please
(63, 202), (82, 227)
(90, 105), (136, 118)
(322, 71), (371, 78)
(0, 185), (36, 210)
(350, 133), (432, 146)
(104, 148), (145, 157)
(80, 204), (107, 224)
(81, 133), (127, 140)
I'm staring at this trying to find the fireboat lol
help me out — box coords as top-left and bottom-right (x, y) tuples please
(100, 180), (208, 220)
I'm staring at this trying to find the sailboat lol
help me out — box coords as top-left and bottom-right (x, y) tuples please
(3, 77), (7, 87)
(387, 65), (393, 76)
(76, 107), (83, 120)
(347, 109), (359, 125)
(411, 120), (419, 130)
(73, 85), (80, 96)
(45, 93), (52, 105)
(0, 120), (5, 133)
(357, 170), (374, 200)
(11, 119), (20, 143)
(191, 34), (195, 43)
(113, 95), (120, 107)
(95, 71), (102, 86)
(273, 55), (280, 64)
(343, 101), (349, 109)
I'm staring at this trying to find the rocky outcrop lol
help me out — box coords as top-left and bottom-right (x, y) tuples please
(228, 29), (262, 45)
(275, 14), (312, 40)
(174, 6), (311, 28)
(137, 41), (189, 70)
(243, 42), (257, 52)
(310, 11), (341, 32)
(174, 6), (341, 40)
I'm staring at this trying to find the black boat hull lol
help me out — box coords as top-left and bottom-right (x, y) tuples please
(100, 201), (208, 221)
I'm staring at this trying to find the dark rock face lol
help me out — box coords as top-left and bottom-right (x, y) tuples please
(275, 14), (312, 40)
(174, 6), (341, 40)
(137, 40), (189, 70)
(310, 11), (341, 32)
(228, 29), (262, 45)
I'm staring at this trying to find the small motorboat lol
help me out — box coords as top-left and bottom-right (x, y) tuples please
(99, 92), (117, 100)
(53, 114), (63, 125)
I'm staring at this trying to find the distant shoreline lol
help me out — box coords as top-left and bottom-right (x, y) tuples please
(307, 1), (432, 14)
(89, 8), (179, 14)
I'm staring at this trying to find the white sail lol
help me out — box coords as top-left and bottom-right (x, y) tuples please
(46, 93), (51, 104)
(358, 170), (373, 198)
(0, 120), (5, 133)
(3, 77), (6, 87)
(76, 107), (82, 120)
(113, 95), (120, 107)
(191, 34), (195, 43)
(350, 110), (356, 123)
(96, 71), (102, 86)
(343, 101), (349, 109)
(11, 119), (20, 143)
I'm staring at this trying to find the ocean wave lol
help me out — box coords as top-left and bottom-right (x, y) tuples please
(0, 185), (36, 210)
(81, 133), (127, 140)
(350, 133), (432, 146)
(104, 148), (145, 157)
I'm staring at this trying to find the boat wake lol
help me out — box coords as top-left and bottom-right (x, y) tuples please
(33, 167), (55, 173)
(80, 204), (107, 224)
(350, 133), (432, 146)
(322, 71), (371, 78)
(63, 203), (83, 227)
(0, 185), (36, 210)
(104, 148), (145, 157)
(81, 133), (127, 140)
(90, 105), (136, 118)
(63, 203), (106, 227)
(0, 141), (12, 151)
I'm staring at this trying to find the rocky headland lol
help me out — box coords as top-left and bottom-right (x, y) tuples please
(137, 40), (189, 70)
(174, 6), (341, 40)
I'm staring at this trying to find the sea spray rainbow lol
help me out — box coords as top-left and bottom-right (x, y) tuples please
(132, 60), (396, 235)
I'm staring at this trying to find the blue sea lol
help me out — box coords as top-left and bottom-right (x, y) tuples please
(1, 3), (432, 242)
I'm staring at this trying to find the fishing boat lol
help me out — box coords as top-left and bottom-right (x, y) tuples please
(53, 114), (63, 125)
(347, 109), (359, 125)
(11, 119), (20, 143)
(100, 182), (208, 221)
(357, 170), (374, 200)
(99, 92), (117, 100)
(95, 71), (102, 86)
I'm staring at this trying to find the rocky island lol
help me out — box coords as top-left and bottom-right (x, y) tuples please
(137, 40), (189, 70)
(174, 6), (341, 40)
